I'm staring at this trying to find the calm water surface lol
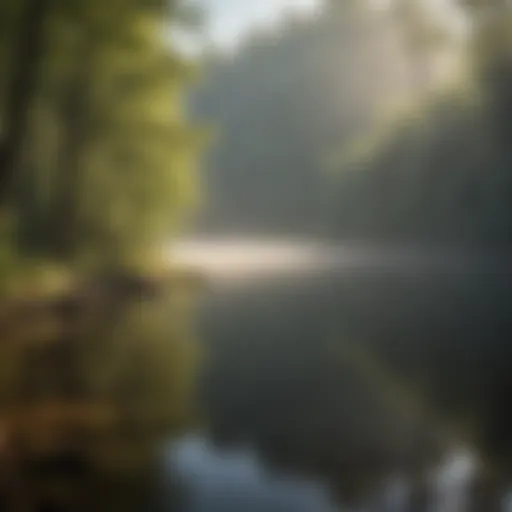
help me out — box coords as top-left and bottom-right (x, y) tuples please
(166, 238), (512, 512)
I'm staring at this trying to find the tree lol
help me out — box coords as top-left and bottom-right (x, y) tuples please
(0, 1), (203, 509)
(191, 0), (416, 235)
(5, 0), (202, 265)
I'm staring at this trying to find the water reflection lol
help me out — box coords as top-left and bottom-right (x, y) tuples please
(167, 437), (486, 512)
(168, 239), (512, 512)
(432, 449), (475, 512)
(168, 435), (339, 512)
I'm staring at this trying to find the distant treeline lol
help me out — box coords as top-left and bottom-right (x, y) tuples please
(191, 0), (418, 235)
(193, 0), (512, 247)
(334, 55), (512, 246)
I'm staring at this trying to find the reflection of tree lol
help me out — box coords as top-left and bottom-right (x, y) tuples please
(0, 270), (201, 510)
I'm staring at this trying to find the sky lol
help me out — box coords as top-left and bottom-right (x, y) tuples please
(175, 0), (466, 57)
(196, 0), (322, 48)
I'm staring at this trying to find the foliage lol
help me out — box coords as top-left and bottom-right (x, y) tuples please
(0, 0), (203, 509)
(190, 0), (427, 235)
(329, 2), (512, 246)
(0, 0), (203, 267)
(0, 271), (202, 510)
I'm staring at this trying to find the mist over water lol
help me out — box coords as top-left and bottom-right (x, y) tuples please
(171, 237), (512, 285)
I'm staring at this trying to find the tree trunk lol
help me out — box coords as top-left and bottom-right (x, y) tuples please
(48, 30), (95, 259)
(0, 0), (50, 209)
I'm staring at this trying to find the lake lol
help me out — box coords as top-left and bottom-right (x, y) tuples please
(166, 237), (512, 512)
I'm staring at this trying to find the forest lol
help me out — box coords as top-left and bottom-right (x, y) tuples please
(0, 0), (202, 510)
(1, 0), (512, 511)
(192, 0), (512, 246)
